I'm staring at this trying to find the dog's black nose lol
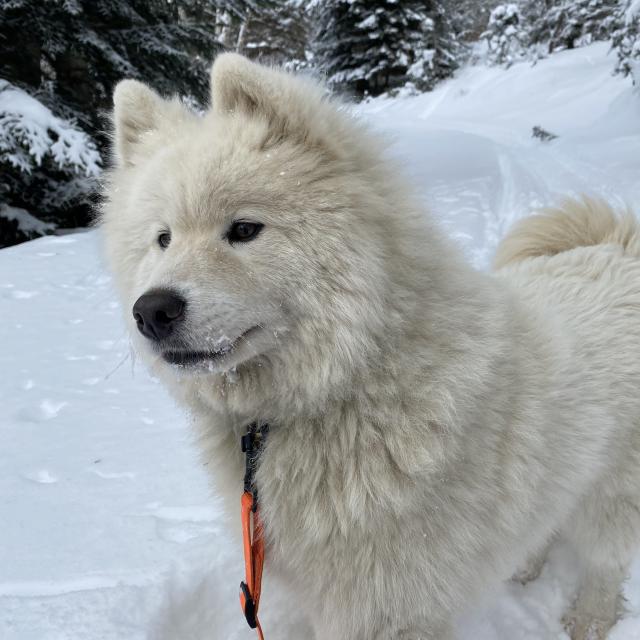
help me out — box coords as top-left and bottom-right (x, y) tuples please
(132, 290), (185, 341)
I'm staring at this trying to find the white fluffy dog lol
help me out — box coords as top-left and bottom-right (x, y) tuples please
(101, 54), (640, 640)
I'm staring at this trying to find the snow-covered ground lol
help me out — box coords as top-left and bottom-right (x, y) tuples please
(1, 43), (639, 640)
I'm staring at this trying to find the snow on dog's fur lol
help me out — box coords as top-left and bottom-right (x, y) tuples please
(101, 54), (640, 640)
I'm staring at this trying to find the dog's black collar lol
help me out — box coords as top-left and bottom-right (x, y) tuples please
(241, 422), (269, 513)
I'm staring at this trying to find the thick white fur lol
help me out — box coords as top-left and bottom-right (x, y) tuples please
(101, 55), (640, 640)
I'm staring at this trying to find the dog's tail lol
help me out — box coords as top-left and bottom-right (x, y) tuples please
(494, 197), (640, 269)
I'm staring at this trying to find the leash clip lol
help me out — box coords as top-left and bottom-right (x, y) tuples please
(240, 579), (258, 628)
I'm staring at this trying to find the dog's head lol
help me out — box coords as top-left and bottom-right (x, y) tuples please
(102, 55), (426, 415)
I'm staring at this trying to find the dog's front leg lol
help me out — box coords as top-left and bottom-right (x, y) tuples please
(311, 611), (453, 640)
(311, 623), (454, 640)
(373, 622), (455, 640)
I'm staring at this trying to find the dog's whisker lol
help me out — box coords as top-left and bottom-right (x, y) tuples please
(103, 350), (131, 380)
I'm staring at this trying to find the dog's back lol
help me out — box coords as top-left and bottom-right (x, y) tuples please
(495, 196), (640, 427)
(495, 198), (640, 640)
(496, 197), (640, 432)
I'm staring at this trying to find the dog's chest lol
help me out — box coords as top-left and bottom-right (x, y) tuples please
(251, 419), (411, 582)
(253, 426), (355, 568)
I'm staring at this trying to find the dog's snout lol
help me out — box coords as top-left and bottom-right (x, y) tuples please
(132, 290), (186, 341)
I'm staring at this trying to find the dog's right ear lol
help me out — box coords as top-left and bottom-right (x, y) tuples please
(112, 80), (167, 167)
(209, 53), (340, 154)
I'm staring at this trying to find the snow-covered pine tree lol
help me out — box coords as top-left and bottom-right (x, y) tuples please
(542, 0), (619, 51)
(1, 0), (228, 137)
(515, 0), (554, 57)
(0, 80), (101, 247)
(483, 4), (528, 66)
(0, 0), (251, 245)
(484, 0), (621, 65)
(418, 1), (465, 89)
(192, 0), (306, 66)
(519, 0), (619, 56)
(445, 0), (496, 43)
(313, 0), (421, 96)
(312, 0), (462, 97)
(613, 0), (640, 84)
(238, 2), (309, 66)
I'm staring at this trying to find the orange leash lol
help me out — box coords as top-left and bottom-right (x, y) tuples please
(239, 424), (268, 639)
(240, 491), (265, 639)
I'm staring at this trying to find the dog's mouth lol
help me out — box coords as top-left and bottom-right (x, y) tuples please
(161, 326), (259, 368)
(163, 350), (228, 366)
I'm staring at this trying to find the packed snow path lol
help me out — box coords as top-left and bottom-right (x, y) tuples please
(1, 43), (639, 639)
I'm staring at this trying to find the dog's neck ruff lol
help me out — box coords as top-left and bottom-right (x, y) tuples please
(239, 422), (269, 640)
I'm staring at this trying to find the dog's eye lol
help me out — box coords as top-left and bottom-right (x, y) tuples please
(228, 221), (263, 244)
(158, 232), (171, 249)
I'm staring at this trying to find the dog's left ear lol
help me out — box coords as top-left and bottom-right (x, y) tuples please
(112, 80), (192, 167)
(112, 80), (167, 167)
(209, 53), (333, 150)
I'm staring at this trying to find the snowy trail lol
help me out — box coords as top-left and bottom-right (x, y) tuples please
(1, 43), (640, 639)
(362, 43), (640, 267)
